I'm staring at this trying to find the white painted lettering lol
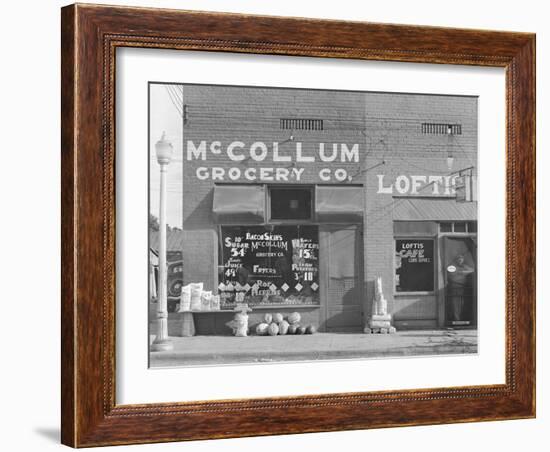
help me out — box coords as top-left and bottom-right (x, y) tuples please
(428, 176), (443, 195)
(210, 141), (221, 154)
(319, 168), (331, 181)
(250, 142), (268, 161)
(395, 175), (411, 194)
(319, 143), (338, 162)
(377, 175), (393, 194)
(334, 168), (348, 181)
(275, 168), (290, 181)
(341, 143), (359, 162)
(444, 176), (451, 195)
(410, 175), (427, 194)
(296, 142), (314, 162)
(211, 167), (225, 181)
(260, 167), (274, 181)
(227, 141), (245, 161)
(273, 143), (291, 162)
(187, 140), (206, 160)
(228, 168), (241, 180)
(196, 167), (209, 180)
(244, 168), (257, 181)
(292, 167), (305, 181)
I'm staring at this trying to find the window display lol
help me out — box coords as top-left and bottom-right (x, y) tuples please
(219, 225), (319, 306)
(395, 239), (434, 292)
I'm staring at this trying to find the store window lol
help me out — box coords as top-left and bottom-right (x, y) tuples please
(213, 184), (265, 224)
(218, 225), (319, 307)
(454, 222), (467, 233)
(270, 187), (312, 221)
(439, 221), (477, 233)
(439, 222), (453, 233)
(316, 186), (363, 223)
(395, 238), (435, 292)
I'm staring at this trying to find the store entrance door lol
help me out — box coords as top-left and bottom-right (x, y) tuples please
(442, 236), (477, 327)
(320, 226), (363, 332)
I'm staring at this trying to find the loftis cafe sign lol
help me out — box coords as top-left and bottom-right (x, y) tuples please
(377, 174), (458, 196)
(186, 140), (359, 182)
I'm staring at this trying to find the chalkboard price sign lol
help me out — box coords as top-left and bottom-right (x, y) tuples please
(219, 225), (319, 306)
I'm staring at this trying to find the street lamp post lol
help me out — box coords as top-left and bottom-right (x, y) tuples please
(446, 125), (454, 170)
(151, 132), (174, 352)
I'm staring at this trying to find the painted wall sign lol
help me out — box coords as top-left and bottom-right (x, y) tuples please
(377, 174), (458, 196)
(219, 225), (319, 306)
(187, 140), (360, 182)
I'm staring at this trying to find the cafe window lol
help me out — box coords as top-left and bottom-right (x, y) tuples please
(269, 187), (313, 221)
(454, 222), (467, 233)
(439, 222), (453, 233)
(218, 225), (319, 307)
(439, 221), (477, 233)
(395, 238), (435, 292)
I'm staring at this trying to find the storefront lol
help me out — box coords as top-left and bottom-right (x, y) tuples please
(393, 216), (477, 329)
(174, 84), (478, 334)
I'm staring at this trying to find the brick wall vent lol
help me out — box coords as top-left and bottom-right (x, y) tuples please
(421, 123), (462, 135)
(280, 118), (324, 131)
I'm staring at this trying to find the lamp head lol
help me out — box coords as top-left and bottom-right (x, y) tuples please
(155, 132), (173, 165)
(446, 156), (454, 170)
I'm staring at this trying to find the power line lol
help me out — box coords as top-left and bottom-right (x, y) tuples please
(164, 85), (183, 117)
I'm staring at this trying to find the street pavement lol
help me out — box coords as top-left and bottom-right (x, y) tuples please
(150, 329), (477, 367)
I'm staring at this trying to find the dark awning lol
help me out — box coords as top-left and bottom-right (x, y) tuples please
(212, 185), (265, 224)
(393, 198), (477, 221)
(315, 186), (364, 223)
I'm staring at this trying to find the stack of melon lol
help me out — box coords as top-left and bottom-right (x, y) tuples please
(255, 312), (316, 336)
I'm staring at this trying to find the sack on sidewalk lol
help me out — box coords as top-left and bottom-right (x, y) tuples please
(179, 284), (191, 312)
(211, 295), (220, 310)
(201, 291), (213, 311)
(189, 282), (203, 310)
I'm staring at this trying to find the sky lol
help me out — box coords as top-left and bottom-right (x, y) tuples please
(149, 84), (184, 228)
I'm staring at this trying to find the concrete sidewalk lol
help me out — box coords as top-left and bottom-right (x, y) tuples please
(150, 329), (477, 367)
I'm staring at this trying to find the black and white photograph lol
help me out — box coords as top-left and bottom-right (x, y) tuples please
(2, 0), (543, 450)
(148, 83), (478, 368)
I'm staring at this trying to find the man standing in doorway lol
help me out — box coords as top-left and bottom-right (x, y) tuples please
(446, 254), (475, 323)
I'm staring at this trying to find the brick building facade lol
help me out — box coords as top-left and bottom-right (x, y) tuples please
(167, 83), (477, 334)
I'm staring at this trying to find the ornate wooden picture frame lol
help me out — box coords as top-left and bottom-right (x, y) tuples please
(61, 3), (535, 447)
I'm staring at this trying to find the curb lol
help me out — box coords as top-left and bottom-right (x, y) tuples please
(150, 345), (478, 366)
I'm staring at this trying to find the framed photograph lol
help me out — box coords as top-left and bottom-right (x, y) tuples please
(61, 3), (535, 447)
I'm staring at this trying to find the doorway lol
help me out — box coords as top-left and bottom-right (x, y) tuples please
(442, 236), (477, 327)
(320, 225), (363, 332)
